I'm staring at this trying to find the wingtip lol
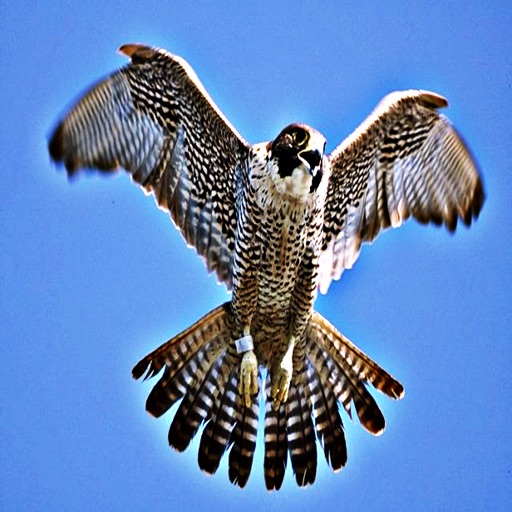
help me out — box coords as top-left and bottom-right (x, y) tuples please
(417, 90), (449, 109)
(449, 174), (485, 232)
(48, 122), (64, 162)
(118, 43), (145, 57)
(118, 43), (157, 62)
(471, 177), (485, 220)
(48, 122), (82, 177)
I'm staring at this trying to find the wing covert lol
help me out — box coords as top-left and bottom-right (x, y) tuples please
(49, 44), (251, 288)
(319, 90), (484, 293)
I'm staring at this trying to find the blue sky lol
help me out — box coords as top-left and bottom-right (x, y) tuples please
(1, 1), (511, 510)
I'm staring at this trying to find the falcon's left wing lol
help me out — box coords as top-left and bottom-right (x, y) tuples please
(318, 90), (484, 293)
(49, 44), (250, 288)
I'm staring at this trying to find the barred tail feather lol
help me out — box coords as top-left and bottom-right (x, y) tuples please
(132, 303), (232, 381)
(198, 369), (239, 475)
(309, 342), (386, 434)
(228, 386), (260, 488)
(132, 302), (232, 418)
(132, 301), (235, 450)
(264, 375), (288, 491)
(306, 311), (404, 436)
(132, 301), (260, 489)
(308, 311), (404, 400)
(168, 350), (235, 452)
(307, 360), (347, 471)
(286, 372), (317, 487)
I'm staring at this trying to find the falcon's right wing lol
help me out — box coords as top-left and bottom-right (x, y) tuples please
(49, 44), (251, 289)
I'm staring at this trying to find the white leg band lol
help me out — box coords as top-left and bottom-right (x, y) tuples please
(235, 335), (254, 354)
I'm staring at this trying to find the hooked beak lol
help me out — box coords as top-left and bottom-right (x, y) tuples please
(299, 149), (322, 175)
(299, 148), (324, 193)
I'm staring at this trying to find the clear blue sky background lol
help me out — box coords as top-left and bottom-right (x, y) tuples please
(1, 2), (510, 510)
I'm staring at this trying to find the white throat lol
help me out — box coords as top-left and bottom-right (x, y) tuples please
(276, 164), (313, 201)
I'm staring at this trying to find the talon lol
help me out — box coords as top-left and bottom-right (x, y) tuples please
(270, 363), (292, 410)
(270, 337), (295, 410)
(238, 349), (258, 407)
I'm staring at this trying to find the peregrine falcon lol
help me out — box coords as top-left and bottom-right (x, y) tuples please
(49, 44), (484, 490)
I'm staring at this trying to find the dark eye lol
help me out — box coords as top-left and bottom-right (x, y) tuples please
(292, 128), (308, 146)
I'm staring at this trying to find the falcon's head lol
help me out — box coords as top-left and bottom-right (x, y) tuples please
(269, 124), (326, 201)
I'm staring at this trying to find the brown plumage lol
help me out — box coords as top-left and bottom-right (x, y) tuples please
(49, 44), (483, 489)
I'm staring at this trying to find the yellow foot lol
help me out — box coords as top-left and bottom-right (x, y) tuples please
(270, 350), (294, 410)
(238, 349), (259, 407)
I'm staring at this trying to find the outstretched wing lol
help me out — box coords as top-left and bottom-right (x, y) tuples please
(49, 44), (250, 288)
(318, 90), (484, 293)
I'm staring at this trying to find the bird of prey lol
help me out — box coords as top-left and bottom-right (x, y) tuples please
(49, 43), (484, 490)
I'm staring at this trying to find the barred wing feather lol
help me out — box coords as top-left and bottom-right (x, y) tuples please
(49, 44), (250, 289)
(319, 90), (484, 293)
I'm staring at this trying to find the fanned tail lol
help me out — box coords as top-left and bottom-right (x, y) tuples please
(300, 311), (403, 477)
(133, 304), (404, 490)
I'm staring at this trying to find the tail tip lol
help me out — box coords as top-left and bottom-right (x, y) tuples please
(393, 381), (406, 400)
(132, 358), (150, 380)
